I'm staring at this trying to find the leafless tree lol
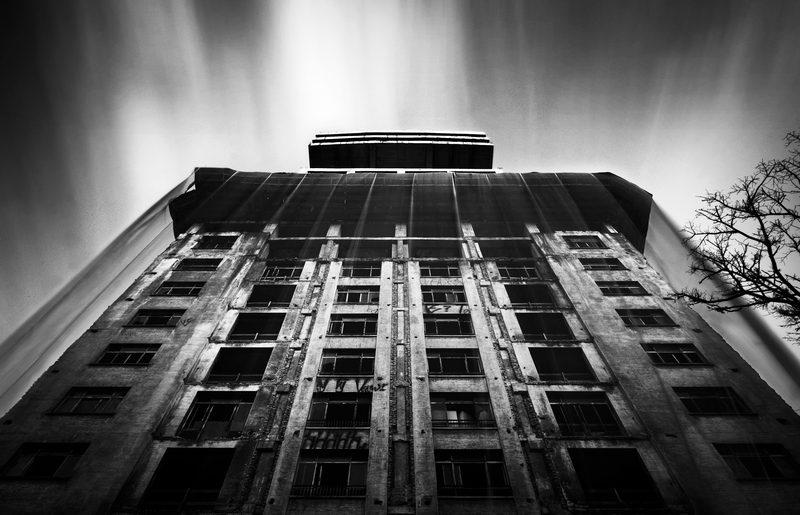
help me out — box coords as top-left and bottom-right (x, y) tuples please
(681, 130), (800, 343)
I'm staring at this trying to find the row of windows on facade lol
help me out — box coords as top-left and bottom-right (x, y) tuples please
(125, 308), (676, 340)
(4, 441), (798, 509)
(176, 257), (627, 278)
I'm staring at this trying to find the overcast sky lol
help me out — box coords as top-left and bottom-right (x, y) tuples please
(2, 0), (800, 351)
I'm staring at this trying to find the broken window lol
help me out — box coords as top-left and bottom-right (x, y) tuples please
(427, 349), (483, 375)
(53, 387), (129, 415)
(579, 258), (625, 270)
(410, 240), (462, 258)
(178, 392), (255, 439)
(319, 350), (375, 375)
(505, 284), (555, 307)
(1, 443), (89, 479)
(336, 286), (380, 304)
(261, 261), (304, 280)
(341, 261), (382, 278)
(292, 450), (368, 497)
(617, 309), (676, 327)
(175, 258), (221, 271)
(424, 315), (474, 336)
(328, 315), (378, 336)
(139, 448), (235, 510)
(546, 392), (623, 436)
(307, 393), (372, 427)
(419, 261), (460, 278)
(714, 443), (800, 480)
(530, 348), (595, 381)
(154, 281), (205, 296)
(430, 393), (495, 428)
(228, 313), (285, 340)
(128, 309), (185, 327)
(195, 235), (238, 250)
(94, 344), (160, 365)
(673, 387), (754, 415)
(435, 450), (512, 497)
(516, 313), (573, 340)
(247, 285), (296, 307)
(642, 343), (709, 365)
(207, 348), (272, 383)
(563, 235), (606, 249)
(595, 281), (648, 296)
(421, 286), (467, 304)
(496, 261), (540, 279)
(568, 449), (662, 508)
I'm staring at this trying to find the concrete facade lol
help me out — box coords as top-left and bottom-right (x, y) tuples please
(1, 132), (800, 514)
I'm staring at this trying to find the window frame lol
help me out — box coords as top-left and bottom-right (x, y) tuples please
(419, 261), (460, 278)
(714, 443), (800, 480)
(246, 284), (296, 307)
(175, 258), (221, 271)
(642, 343), (710, 366)
(673, 386), (754, 415)
(153, 281), (205, 297)
(496, 261), (539, 280)
(51, 387), (130, 415)
(421, 286), (467, 304)
(505, 284), (556, 307)
(340, 261), (382, 278)
(434, 450), (512, 497)
(194, 235), (238, 250)
(563, 235), (606, 249)
(595, 281), (648, 296)
(579, 258), (625, 270)
(327, 315), (379, 336)
(127, 309), (185, 328)
(430, 393), (496, 428)
(617, 309), (677, 327)
(516, 312), (573, 341)
(307, 393), (372, 428)
(336, 286), (381, 304)
(261, 261), (304, 280)
(427, 349), (483, 375)
(91, 344), (160, 366)
(0, 443), (89, 480)
(292, 450), (369, 497)
(177, 391), (255, 439)
(546, 391), (624, 436)
(423, 315), (474, 336)
(227, 313), (285, 341)
(568, 448), (664, 509)
(206, 348), (272, 383)
(529, 347), (596, 382)
(319, 350), (375, 376)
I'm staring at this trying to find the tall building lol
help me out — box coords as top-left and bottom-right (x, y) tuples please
(1, 132), (799, 515)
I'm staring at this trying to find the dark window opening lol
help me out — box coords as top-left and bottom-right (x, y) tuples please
(337, 241), (392, 259)
(410, 240), (462, 259)
(673, 387), (754, 415)
(204, 222), (265, 233)
(422, 286), (467, 304)
(320, 350), (375, 375)
(292, 450), (368, 497)
(424, 315), (473, 336)
(328, 315), (378, 336)
(427, 349), (483, 375)
(195, 235), (238, 250)
(546, 392), (623, 436)
(341, 261), (382, 277)
(568, 449), (662, 508)
(419, 261), (460, 278)
(207, 348), (272, 383)
(530, 348), (595, 381)
(517, 313), (573, 340)
(176, 258), (221, 271)
(128, 309), (185, 327)
(496, 261), (539, 279)
(53, 387), (129, 415)
(336, 286), (380, 304)
(471, 221), (527, 238)
(341, 222), (395, 238)
(247, 285), (296, 307)
(94, 344), (160, 365)
(154, 281), (205, 296)
(617, 309), (676, 327)
(579, 258), (625, 270)
(139, 448), (235, 510)
(505, 284), (555, 307)
(564, 235), (606, 249)
(278, 223), (328, 238)
(596, 281), (648, 296)
(714, 443), (800, 480)
(308, 393), (372, 428)
(411, 221), (460, 238)
(261, 262), (304, 280)
(478, 240), (535, 258)
(431, 393), (495, 428)
(1, 443), (89, 479)
(178, 392), (255, 439)
(268, 242), (321, 260)
(642, 344), (709, 365)
(228, 313), (285, 340)
(435, 450), (512, 497)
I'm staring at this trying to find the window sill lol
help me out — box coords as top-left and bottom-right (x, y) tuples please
(650, 363), (713, 367)
(429, 374), (485, 378)
(424, 334), (476, 338)
(123, 325), (179, 329)
(326, 334), (378, 338)
(623, 325), (680, 328)
(46, 412), (115, 417)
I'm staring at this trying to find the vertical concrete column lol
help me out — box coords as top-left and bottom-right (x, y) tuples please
(263, 262), (340, 515)
(460, 262), (540, 514)
(365, 261), (394, 514)
(406, 262), (438, 514)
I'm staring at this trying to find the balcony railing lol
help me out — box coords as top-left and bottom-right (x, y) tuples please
(431, 419), (496, 428)
(290, 485), (367, 497)
(306, 419), (371, 428)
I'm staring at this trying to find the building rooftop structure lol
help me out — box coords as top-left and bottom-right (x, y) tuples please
(1, 132), (799, 515)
